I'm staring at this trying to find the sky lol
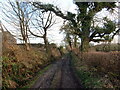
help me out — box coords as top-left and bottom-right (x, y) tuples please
(0, 0), (77, 46)
(0, 0), (119, 46)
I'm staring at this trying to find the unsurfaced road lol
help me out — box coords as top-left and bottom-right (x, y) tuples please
(31, 55), (82, 89)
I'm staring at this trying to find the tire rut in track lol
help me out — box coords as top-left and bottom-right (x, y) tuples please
(31, 55), (81, 89)
(60, 56), (80, 88)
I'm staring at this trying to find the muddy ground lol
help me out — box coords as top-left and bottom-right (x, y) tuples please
(31, 55), (82, 89)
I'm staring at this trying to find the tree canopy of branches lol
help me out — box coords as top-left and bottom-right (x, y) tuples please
(33, 2), (119, 51)
(60, 22), (79, 49)
(1, 1), (33, 50)
(29, 9), (56, 52)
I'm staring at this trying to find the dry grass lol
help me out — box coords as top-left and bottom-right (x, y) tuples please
(72, 48), (120, 88)
(2, 41), (61, 88)
(80, 52), (119, 74)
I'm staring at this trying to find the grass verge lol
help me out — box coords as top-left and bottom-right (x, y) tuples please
(70, 52), (103, 88)
(23, 64), (51, 88)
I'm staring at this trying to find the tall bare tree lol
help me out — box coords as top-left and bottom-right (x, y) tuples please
(29, 10), (56, 52)
(1, 1), (33, 50)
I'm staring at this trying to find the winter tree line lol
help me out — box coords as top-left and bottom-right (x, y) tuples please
(0, 1), (120, 52)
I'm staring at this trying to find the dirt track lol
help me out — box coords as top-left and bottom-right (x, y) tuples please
(31, 55), (82, 89)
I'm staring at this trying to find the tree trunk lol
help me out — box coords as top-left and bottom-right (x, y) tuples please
(24, 37), (30, 51)
(80, 17), (91, 52)
(44, 36), (49, 52)
(43, 32), (52, 59)
(43, 30), (49, 52)
(74, 35), (77, 48)
(25, 42), (30, 51)
(80, 37), (89, 52)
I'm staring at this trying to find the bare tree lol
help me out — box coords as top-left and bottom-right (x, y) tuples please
(29, 10), (57, 52)
(1, 1), (33, 50)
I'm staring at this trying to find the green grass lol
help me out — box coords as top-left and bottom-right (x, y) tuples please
(70, 52), (103, 88)
(23, 64), (51, 88)
(76, 70), (102, 88)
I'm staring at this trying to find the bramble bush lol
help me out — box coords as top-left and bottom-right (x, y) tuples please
(2, 42), (61, 88)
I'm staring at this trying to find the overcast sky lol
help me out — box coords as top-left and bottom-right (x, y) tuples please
(0, 0), (77, 46)
(0, 0), (119, 46)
